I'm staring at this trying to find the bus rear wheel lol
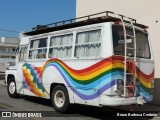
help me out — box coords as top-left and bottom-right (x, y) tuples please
(7, 77), (19, 98)
(51, 85), (70, 113)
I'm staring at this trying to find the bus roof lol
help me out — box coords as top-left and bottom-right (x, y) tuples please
(24, 11), (148, 36)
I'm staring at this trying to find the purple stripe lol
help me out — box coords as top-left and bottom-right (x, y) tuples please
(143, 97), (148, 103)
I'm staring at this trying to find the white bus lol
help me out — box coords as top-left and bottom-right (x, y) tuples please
(5, 11), (154, 112)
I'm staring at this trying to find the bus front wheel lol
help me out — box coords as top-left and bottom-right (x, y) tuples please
(7, 77), (19, 98)
(51, 85), (70, 113)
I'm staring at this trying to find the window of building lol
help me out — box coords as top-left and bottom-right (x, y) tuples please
(11, 56), (16, 59)
(0, 56), (9, 58)
(29, 38), (47, 59)
(112, 25), (151, 59)
(12, 48), (15, 52)
(48, 34), (73, 58)
(74, 29), (101, 58)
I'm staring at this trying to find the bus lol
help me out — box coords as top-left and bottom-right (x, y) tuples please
(5, 11), (154, 113)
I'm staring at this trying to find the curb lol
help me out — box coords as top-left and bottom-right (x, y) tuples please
(0, 81), (7, 87)
(0, 84), (7, 87)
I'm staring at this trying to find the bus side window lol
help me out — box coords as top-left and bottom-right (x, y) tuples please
(29, 38), (47, 59)
(74, 29), (101, 58)
(49, 34), (73, 58)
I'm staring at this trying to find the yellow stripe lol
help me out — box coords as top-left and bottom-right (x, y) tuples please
(136, 74), (151, 88)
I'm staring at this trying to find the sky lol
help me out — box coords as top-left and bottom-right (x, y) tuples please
(0, 0), (76, 38)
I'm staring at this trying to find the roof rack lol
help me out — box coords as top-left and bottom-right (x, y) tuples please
(24, 11), (148, 36)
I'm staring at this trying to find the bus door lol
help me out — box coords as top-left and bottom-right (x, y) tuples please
(16, 45), (28, 94)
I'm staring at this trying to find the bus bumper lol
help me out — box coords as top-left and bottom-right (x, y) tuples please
(99, 95), (145, 106)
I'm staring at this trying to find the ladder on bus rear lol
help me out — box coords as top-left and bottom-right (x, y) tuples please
(122, 18), (137, 98)
(107, 12), (138, 98)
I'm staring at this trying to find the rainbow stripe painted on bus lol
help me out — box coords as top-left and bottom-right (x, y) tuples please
(22, 56), (154, 102)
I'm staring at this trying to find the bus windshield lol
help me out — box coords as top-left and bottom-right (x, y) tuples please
(112, 25), (151, 59)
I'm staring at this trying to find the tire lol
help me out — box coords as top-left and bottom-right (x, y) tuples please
(51, 85), (71, 113)
(7, 77), (19, 98)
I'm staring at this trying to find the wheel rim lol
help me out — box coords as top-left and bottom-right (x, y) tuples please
(9, 82), (16, 94)
(54, 90), (65, 108)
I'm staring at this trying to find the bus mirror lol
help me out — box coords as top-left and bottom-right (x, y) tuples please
(118, 39), (132, 44)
